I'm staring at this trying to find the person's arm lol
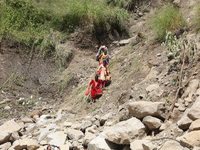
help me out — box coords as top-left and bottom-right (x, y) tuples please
(88, 80), (93, 89)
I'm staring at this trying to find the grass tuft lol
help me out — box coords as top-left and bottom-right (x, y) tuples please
(149, 4), (186, 41)
(194, 4), (200, 31)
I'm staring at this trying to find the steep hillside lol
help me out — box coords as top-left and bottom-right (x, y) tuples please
(2, 0), (200, 150)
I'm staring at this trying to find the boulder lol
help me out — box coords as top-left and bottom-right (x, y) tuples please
(142, 141), (156, 150)
(189, 119), (200, 131)
(67, 129), (84, 141)
(9, 131), (20, 142)
(85, 125), (97, 134)
(81, 120), (92, 132)
(182, 79), (199, 99)
(160, 140), (189, 150)
(71, 122), (81, 130)
(60, 142), (72, 150)
(38, 124), (57, 142)
(146, 84), (159, 93)
(100, 113), (113, 125)
(83, 133), (96, 144)
(188, 96), (200, 120)
(0, 142), (11, 150)
(88, 133), (117, 150)
(47, 131), (67, 147)
(127, 101), (166, 119)
(0, 119), (21, 144)
(179, 131), (200, 147)
(193, 147), (200, 150)
(54, 113), (67, 123)
(9, 138), (39, 150)
(119, 39), (131, 46)
(130, 140), (144, 150)
(130, 139), (156, 150)
(36, 115), (51, 127)
(177, 109), (193, 130)
(142, 116), (162, 130)
(105, 117), (146, 144)
(157, 122), (183, 139)
(21, 117), (33, 123)
(25, 123), (36, 133)
(62, 121), (72, 128)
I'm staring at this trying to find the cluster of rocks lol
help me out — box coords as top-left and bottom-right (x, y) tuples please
(1, 95), (200, 150)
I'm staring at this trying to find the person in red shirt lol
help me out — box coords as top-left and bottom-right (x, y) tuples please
(88, 75), (103, 103)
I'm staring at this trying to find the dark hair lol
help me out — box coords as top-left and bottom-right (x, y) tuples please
(82, 143), (88, 149)
(95, 75), (99, 79)
(69, 146), (74, 150)
(47, 146), (51, 150)
(103, 60), (107, 64)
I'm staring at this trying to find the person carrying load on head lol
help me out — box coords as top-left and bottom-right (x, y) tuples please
(96, 45), (110, 65)
(88, 75), (103, 103)
(98, 60), (108, 88)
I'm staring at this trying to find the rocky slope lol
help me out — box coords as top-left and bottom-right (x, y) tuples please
(1, 0), (200, 150)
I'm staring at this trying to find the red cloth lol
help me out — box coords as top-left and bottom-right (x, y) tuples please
(89, 79), (103, 98)
(85, 89), (90, 95)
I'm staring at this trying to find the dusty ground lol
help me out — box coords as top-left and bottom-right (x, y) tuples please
(1, 0), (200, 125)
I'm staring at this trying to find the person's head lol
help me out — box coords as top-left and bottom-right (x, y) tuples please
(47, 146), (51, 150)
(103, 49), (107, 55)
(95, 74), (99, 81)
(69, 146), (74, 150)
(82, 143), (88, 150)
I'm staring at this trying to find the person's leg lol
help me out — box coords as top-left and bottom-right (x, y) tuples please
(103, 80), (106, 87)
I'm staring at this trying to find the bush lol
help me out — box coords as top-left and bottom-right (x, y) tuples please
(149, 4), (186, 41)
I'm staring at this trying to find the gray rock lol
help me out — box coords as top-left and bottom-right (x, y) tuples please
(4, 106), (11, 110)
(119, 39), (131, 46)
(178, 131), (200, 148)
(47, 131), (67, 147)
(0, 119), (21, 144)
(9, 131), (20, 142)
(71, 122), (81, 130)
(188, 96), (200, 120)
(54, 113), (67, 123)
(177, 109), (192, 130)
(38, 124), (57, 142)
(105, 117), (146, 144)
(88, 133), (117, 150)
(21, 117), (33, 124)
(127, 101), (166, 119)
(0, 142), (11, 150)
(67, 129), (84, 141)
(142, 141), (156, 150)
(142, 116), (162, 130)
(160, 140), (189, 150)
(189, 119), (200, 131)
(9, 138), (39, 150)
(81, 120), (92, 132)
(83, 133), (96, 144)
(62, 121), (72, 128)
(100, 113), (112, 125)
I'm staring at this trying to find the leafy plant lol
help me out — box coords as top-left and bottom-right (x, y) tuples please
(149, 4), (186, 40)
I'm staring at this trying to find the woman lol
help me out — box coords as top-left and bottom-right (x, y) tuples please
(98, 61), (108, 88)
(96, 45), (110, 64)
(99, 48), (109, 65)
(88, 75), (103, 103)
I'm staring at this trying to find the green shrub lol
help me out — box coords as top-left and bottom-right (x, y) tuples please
(149, 4), (186, 41)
